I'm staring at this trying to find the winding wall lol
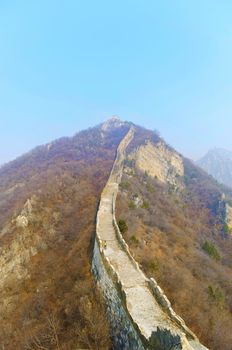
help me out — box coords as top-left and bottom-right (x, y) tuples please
(92, 128), (208, 350)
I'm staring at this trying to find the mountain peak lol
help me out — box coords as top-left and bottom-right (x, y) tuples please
(197, 148), (232, 187)
(101, 116), (125, 132)
(206, 148), (232, 160)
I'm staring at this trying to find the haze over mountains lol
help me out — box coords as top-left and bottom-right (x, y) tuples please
(197, 148), (232, 188)
(0, 118), (231, 349)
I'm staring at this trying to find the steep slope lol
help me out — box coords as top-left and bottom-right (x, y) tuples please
(197, 148), (232, 188)
(0, 118), (130, 349)
(116, 126), (232, 350)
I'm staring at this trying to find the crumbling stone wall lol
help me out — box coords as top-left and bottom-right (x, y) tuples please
(92, 128), (208, 350)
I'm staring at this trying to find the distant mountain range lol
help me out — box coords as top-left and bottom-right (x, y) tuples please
(197, 148), (232, 188)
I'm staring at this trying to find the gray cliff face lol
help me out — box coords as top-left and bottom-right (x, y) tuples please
(197, 148), (232, 188)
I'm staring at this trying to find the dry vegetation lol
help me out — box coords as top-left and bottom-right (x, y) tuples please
(0, 124), (130, 349)
(116, 128), (232, 350)
(1, 122), (231, 349)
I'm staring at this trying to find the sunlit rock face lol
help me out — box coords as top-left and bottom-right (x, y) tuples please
(131, 141), (184, 188)
(225, 203), (232, 232)
(16, 215), (29, 228)
(15, 197), (34, 228)
(0, 197), (39, 291)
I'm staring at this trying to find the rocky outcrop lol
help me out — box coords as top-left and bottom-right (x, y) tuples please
(225, 203), (232, 231)
(0, 194), (53, 323)
(101, 116), (126, 133)
(130, 141), (184, 189)
(15, 197), (34, 228)
(0, 196), (41, 289)
(92, 128), (208, 350)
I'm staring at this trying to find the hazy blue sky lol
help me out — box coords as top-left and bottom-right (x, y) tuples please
(1, 0), (232, 164)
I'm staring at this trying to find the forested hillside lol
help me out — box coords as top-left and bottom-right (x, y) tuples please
(0, 119), (130, 349)
(1, 119), (232, 349)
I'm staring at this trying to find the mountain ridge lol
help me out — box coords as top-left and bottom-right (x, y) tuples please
(197, 148), (232, 188)
(0, 119), (231, 349)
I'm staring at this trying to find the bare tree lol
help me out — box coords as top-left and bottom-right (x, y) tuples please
(24, 312), (61, 350)
(73, 295), (110, 350)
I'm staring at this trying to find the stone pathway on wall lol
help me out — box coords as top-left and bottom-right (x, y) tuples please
(95, 127), (208, 350)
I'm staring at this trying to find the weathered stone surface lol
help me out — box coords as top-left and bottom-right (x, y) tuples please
(16, 214), (29, 228)
(0, 230), (36, 288)
(15, 196), (35, 228)
(92, 241), (144, 350)
(92, 128), (208, 350)
(131, 141), (184, 188)
(0, 196), (48, 313)
(225, 203), (232, 230)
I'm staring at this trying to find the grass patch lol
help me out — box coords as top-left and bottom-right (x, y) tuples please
(118, 219), (128, 234)
(146, 183), (154, 192)
(130, 235), (139, 245)
(202, 241), (220, 260)
(208, 285), (225, 307)
(120, 181), (131, 190)
(141, 201), (150, 209)
(128, 201), (136, 209)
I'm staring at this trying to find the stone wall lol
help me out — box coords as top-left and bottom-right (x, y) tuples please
(92, 238), (145, 349)
(92, 128), (208, 350)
